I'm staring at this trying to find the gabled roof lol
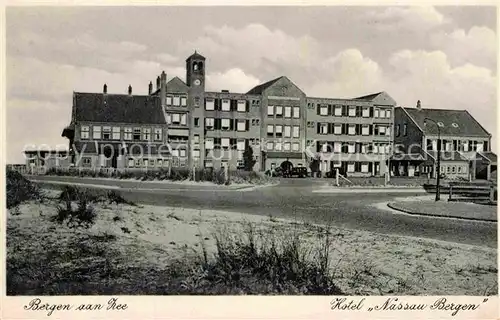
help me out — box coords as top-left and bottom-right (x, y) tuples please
(186, 51), (205, 61)
(73, 92), (165, 124)
(354, 91), (397, 105)
(479, 151), (497, 164)
(246, 76), (283, 95)
(403, 107), (491, 137)
(355, 91), (384, 101)
(427, 151), (469, 161)
(167, 77), (189, 93)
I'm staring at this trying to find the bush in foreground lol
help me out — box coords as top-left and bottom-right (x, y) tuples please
(165, 225), (343, 294)
(6, 170), (41, 209)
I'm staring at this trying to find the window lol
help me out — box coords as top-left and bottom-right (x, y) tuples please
(193, 134), (200, 144)
(205, 138), (214, 149)
(172, 113), (180, 124)
(361, 163), (369, 173)
(237, 140), (245, 151)
(181, 97), (187, 106)
(237, 100), (246, 112)
(124, 127), (132, 140)
(205, 118), (214, 129)
(128, 158), (134, 167)
(458, 166), (463, 173)
(334, 124), (342, 135)
(204, 160), (213, 168)
(173, 96), (180, 106)
(452, 123), (459, 128)
(101, 126), (111, 140)
(403, 123), (408, 136)
(166, 96), (172, 105)
(275, 142), (282, 151)
(361, 125), (369, 136)
(194, 118), (200, 127)
(293, 106), (300, 119)
(320, 123), (328, 135)
(194, 97), (201, 107)
(267, 125), (274, 137)
(284, 125), (291, 138)
(334, 105), (342, 116)
(221, 99), (230, 111)
(362, 107), (370, 117)
(386, 109), (391, 118)
(143, 158), (149, 167)
(267, 105), (274, 116)
(284, 142), (291, 151)
(154, 128), (162, 141)
(320, 105), (328, 116)
(446, 166), (451, 173)
(206, 98), (215, 110)
(348, 144), (355, 154)
(396, 124), (400, 137)
(112, 127), (120, 140)
(193, 149), (200, 158)
(222, 118), (231, 130)
(142, 128), (151, 140)
(275, 106), (283, 117)
(181, 114), (187, 125)
(237, 119), (246, 131)
(292, 126), (300, 138)
(333, 142), (341, 153)
(437, 122), (444, 127)
(284, 106), (292, 118)
(348, 125), (356, 135)
(372, 144), (379, 154)
(81, 126), (90, 139)
(93, 126), (101, 139)
(347, 163), (355, 173)
(348, 106), (356, 117)
(379, 126), (386, 135)
(267, 141), (274, 150)
(374, 108), (379, 118)
(221, 138), (230, 148)
(292, 142), (300, 151)
(275, 125), (283, 137)
(379, 109), (386, 118)
(451, 166), (456, 173)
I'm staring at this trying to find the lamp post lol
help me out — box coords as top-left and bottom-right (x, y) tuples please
(424, 118), (441, 201)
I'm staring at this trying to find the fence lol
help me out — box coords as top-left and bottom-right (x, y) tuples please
(448, 182), (497, 204)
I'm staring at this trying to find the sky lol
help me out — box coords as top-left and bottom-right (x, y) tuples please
(5, 6), (497, 163)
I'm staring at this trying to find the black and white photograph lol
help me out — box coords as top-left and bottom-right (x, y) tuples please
(3, 4), (498, 306)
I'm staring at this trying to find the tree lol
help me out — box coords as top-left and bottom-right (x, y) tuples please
(243, 140), (256, 171)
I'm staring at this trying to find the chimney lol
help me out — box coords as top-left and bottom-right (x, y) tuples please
(156, 76), (161, 90)
(148, 81), (153, 95)
(221, 90), (229, 93)
(128, 85), (132, 95)
(416, 100), (421, 110)
(160, 71), (167, 108)
(103, 84), (107, 94)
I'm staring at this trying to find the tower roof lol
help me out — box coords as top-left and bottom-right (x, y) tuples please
(186, 50), (206, 61)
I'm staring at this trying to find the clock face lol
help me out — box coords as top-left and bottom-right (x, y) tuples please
(194, 79), (201, 86)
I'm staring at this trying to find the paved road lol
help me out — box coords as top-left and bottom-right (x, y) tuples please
(32, 176), (497, 248)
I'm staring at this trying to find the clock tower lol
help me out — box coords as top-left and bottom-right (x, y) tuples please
(186, 50), (206, 90)
(186, 51), (206, 169)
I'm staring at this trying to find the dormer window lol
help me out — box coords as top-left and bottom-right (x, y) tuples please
(452, 123), (459, 128)
(437, 122), (444, 127)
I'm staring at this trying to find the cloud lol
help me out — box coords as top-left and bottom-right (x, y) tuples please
(206, 68), (261, 93)
(430, 26), (496, 70)
(364, 6), (450, 31)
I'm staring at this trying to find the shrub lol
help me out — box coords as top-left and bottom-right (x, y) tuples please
(229, 170), (272, 185)
(213, 168), (226, 185)
(54, 192), (97, 229)
(107, 190), (135, 206)
(167, 225), (343, 294)
(6, 170), (41, 209)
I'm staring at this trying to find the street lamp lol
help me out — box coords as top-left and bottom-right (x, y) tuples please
(424, 118), (441, 201)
